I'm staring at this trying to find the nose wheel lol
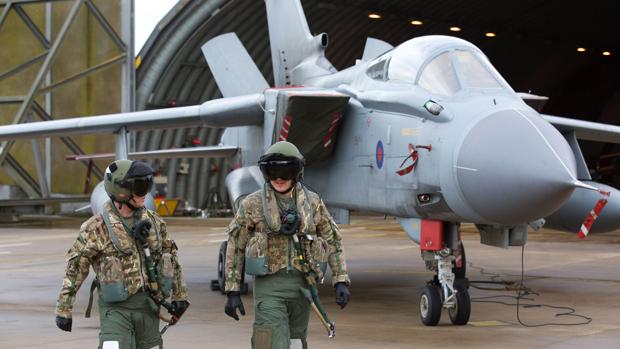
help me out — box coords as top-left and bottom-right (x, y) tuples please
(448, 283), (471, 325)
(419, 247), (471, 326)
(419, 285), (442, 325)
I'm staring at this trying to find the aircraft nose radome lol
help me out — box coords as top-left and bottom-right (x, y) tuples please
(456, 109), (577, 225)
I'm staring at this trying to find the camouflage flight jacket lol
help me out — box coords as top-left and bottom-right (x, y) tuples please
(225, 183), (350, 292)
(55, 202), (188, 319)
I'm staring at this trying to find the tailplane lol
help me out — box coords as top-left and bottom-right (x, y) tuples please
(265, 0), (336, 86)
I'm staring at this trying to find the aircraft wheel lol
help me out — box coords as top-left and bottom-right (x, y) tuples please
(453, 241), (466, 279)
(448, 284), (471, 325)
(419, 285), (442, 326)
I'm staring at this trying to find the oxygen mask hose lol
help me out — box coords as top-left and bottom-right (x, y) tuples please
(280, 209), (300, 236)
(131, 219), (152, 247)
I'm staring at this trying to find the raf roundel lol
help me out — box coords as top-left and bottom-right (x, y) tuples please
(376, 140), (384, 169)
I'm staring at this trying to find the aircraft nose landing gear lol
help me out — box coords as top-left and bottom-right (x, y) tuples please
(418, 221), (471, 326)
(420, 248), (471, 326)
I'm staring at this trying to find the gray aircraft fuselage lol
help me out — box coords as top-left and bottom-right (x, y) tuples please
(295, 36), (581, 227)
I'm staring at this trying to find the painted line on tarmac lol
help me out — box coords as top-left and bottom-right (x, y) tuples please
(0, 233), (74, 245)
(360, 269), (434, 275)
(0, 251), (11, 255)
(0, 242), (32, 249)
(469, 320), (509, 327)
(196, 238), (227, 245)
(390, 245), (415, 250)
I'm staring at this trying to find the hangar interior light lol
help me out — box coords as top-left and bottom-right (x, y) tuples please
(361, 10), (611, 58)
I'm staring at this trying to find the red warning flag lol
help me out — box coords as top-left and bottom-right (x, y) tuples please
(578, 191), (611, 239)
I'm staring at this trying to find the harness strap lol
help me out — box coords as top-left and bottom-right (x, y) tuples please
(101, 207), (132, 256)
(261, 183), (278, 232)
(85, 278), (98, 318)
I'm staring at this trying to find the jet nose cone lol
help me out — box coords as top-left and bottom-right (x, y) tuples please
(456, 109), (577, 225)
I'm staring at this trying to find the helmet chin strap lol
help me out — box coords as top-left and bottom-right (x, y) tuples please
(124, 199), (138, 211)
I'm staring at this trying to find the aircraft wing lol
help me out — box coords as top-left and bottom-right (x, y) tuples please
(0, 94), (264, 140)
(542, 114), (620, 144)
(65, 145), (238, 161)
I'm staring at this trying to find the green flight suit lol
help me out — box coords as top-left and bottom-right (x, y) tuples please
(225, 183), (350, 348)
(55, 202), (188, 349)
(253, 269), (310, 348)
(98, 291), (162, 349)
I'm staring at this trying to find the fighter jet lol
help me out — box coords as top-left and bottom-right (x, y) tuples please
(0, 0), (619, 326)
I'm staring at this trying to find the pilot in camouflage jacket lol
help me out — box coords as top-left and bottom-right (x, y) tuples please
(55, 160), (188, 349)
(224, 141), (351, 349)
(224, 184), (350, 292)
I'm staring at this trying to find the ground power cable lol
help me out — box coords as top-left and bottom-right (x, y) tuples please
(468, 245), (592, 327)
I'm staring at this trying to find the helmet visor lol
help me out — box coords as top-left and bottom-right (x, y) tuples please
(131, 176), (154, 197)
(119, 175), (153, 197)
(259, 160), (301, 181)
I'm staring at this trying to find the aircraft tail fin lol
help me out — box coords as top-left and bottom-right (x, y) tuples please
(265, 0), (336, 86)
(202, 33), (269, 98)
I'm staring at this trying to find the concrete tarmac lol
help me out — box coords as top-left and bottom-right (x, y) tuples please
(1, 215), (619, 348)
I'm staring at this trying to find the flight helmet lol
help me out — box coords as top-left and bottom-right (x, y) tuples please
(258, 141), (305, 183)
(104, 160), (154, 207)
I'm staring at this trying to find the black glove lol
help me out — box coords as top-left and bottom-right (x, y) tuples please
(169, 300), (190, 318)
(55, 316), (72, 332)
(131, 220), (152, 246)
(224, 292), (246, 321)
(335, 282), (350, 309)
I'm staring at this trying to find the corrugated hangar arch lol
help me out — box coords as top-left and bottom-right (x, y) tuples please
(135, 0), (620, 210)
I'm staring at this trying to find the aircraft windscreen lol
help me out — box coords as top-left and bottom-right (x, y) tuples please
(372, 36), (511, 95)
(366, 55), (390, 80)
(454, 50), (502, 89)
(417, 52), (460, 96)
(384, 40), (427, 83)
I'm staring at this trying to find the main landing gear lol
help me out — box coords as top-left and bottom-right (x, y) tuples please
(420, 240), (470, 326)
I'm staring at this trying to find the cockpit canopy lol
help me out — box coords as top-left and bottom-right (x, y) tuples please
(366, 36), (512, 96)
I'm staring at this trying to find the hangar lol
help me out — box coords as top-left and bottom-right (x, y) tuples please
(136, 0), (620, 209)
(0, 0), (618, 210)
(1, 2), (613, 346)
